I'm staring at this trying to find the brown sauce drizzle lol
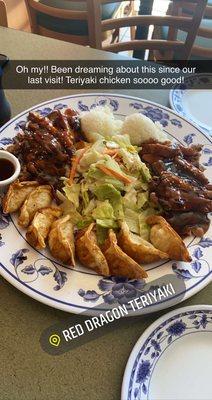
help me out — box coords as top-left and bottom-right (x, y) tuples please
(140, 140), (212, 237)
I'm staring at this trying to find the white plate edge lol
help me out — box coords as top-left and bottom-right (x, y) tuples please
(121, 304), (212, 400)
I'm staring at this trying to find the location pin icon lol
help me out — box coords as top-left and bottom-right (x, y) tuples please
(49, 334), (61, 347)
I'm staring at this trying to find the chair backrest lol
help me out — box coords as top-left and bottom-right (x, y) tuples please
(89, 0), (207, 60)
(0, 0), (8, 27)
(178, 1), (212, 58)
(24, 0), (98, 45)
(179, 1), (212, 18)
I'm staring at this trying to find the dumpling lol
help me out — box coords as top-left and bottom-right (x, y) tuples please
(147, 215), (191, 262)
(3, 180), (39, 214)
(48, 215), (75, 266)
(75, 223), (110, 276)
(102, 230), (148, 279)
(118, 222), (168, 264)
(26, 207), (62, 250)
(18, 185), (53, 228)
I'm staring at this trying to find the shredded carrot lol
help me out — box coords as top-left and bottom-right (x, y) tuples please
(69, 147), (88, 184)
(113, 154), (122, 162)
(103, 148), (122, 162)
(96, 164), (133, 184)
(103, 148), (118, 156)
(75, 141), (89, 150)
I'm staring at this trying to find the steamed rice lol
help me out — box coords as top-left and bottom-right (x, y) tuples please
(121, 113), (167, 146)
(80, 106), (167, 145)
(80, 106), (123, 142)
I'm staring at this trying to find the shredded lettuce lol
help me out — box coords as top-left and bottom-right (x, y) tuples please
(139, 207), (159, 222)
(92, 200), (118, 229)
(79, 146), (104, 172)
(82, 198), (96, 216)
(124, 206), (158, 237)
(77, 218), (93, 230)
(113, 202), (124, 220)
(86, 165), (124, 190)
(96, 225), (108, 245)
(96, 218), (118, 229)
(102, 157), (135, 185)
(103, 156), (123, 173)
(122, 188), (138, 211)
(140, 182), (149, 191)
(93, 183), (124, 219)
(63, 183), (80, 208)
(119, 148), (143, 173)
(137, 192), (149, 209)
(140, 161), (151, 182)
(139, 222), (150, 241)
(105, 140), (119, 149)
(60, 199), (82, 224)
(124, 208), (140, 234)
(61, 124), (163, 250)
(112, 134), (136, 153)
(92, 200), (115, 220)
(94, 183), (120, 201)
(80, 182), (89, 209)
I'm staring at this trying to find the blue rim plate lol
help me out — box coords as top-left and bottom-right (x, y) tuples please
(0, 93), (211, 315)
(169, 73), (212, 135)
(122, 305), (212, 400)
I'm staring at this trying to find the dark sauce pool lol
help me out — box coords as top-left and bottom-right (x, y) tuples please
(0, 158), (15, 181)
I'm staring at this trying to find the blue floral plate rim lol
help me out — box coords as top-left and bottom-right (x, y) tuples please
(169, 73), (212, 135)
(0, 93), (211, 315)
(122, 304), (212, 400)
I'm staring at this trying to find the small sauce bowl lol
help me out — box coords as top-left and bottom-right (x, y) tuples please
(0, 150), (21, 190)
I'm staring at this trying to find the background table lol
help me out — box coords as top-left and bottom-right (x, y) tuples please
(0, 26), (211, 400)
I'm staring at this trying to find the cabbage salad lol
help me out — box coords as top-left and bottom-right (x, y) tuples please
(59, 135), (161, 244)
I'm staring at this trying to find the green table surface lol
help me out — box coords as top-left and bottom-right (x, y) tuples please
(0, 27), (211, 400)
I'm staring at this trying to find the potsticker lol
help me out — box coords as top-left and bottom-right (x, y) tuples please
(118, 221), (168, 264)
(48, 215), (75, 266)
(3, 180), (39, 214)
(147, 215), (191, 262)
(102, 230), (148, 279)
(75, 223), (110, 276)
(18, 185), (53, 227)
(26, 207), (62, 249)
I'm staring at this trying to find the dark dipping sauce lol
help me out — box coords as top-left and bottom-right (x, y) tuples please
(0, 158), (15, 181)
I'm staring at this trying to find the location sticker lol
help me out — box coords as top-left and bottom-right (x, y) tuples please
(49, 334), (61, 347)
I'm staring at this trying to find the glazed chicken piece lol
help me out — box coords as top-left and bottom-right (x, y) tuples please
(140, 141), (211, 237)
(166, 212), (210, 237)
(140, 143), (180, 158)
(7, 108), (79, 189)
(150, 176), (212, 214)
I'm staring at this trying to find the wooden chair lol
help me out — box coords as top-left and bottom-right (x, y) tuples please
(24, 0), (134, 46)
(0, 0), (8, 27)
(177, 1), (212, 58)
(89, 0), (207, 60)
